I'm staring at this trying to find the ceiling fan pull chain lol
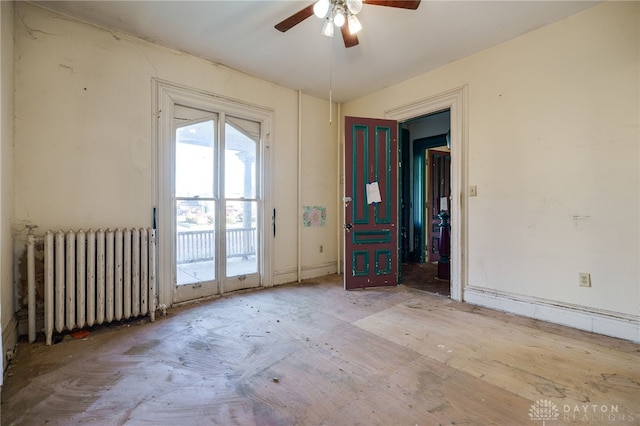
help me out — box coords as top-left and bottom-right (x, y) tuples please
(329, 38), (333, 124)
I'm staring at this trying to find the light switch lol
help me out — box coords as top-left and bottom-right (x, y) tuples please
(469, 185), (478, 197)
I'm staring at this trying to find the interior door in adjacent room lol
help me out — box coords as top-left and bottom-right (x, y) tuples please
(428, 149), (451, 262)
(344, 116), (398, 290)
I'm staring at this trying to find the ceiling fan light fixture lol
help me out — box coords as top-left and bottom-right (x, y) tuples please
(347, 14), (362, 34)
(321, 18), (334, 37)
(313, 0), (330, 18)
(346, 0), (363, 15)
(275, 0), (422, 48)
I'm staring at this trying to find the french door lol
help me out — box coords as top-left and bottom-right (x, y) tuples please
(155, 81), (272, 307)
(174, 105), (262, 301)
(172, 105), (262, 303)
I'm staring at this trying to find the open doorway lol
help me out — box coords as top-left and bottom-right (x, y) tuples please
(385, 85), (466, 301)
(400, 110), (451, 297)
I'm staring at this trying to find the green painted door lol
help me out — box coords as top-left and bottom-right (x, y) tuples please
(344, 117), (398, 290)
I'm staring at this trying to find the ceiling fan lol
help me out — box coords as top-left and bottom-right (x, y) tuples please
(275, 0), (421, 48)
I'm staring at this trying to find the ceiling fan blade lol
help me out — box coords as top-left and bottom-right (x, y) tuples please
(341, 26), (359, 48)
(275, 4), (315, 32)
(364, 0), (421, 10)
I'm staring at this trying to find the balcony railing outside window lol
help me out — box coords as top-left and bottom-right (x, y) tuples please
(177, 228), (256, 264)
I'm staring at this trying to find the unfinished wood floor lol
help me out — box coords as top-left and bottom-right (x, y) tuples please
(2, 275), (639, 425)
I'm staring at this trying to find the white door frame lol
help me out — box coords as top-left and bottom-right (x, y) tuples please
(385, 86), (468, 301)
(152, 79), (274, 307)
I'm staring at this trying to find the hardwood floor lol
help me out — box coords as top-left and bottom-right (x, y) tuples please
(2, 275), (639, 425)
(401, 262), (450, 297)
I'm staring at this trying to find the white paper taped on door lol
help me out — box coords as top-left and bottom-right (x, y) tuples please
(366, 182), (382, 204)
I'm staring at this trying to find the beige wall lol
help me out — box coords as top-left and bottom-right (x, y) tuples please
(299, 95), (339, 279)
(1, 0), (16, 375)
(12, 3), (338, 304)
(344, 2), (639, 321)
(7, 1), (639, 343)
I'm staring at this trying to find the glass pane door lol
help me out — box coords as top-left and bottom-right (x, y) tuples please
(174, 111), (219, 301)
(172, 107), (262, 301)
(222, 116), (261, 292)
(156, 82), (271, 307)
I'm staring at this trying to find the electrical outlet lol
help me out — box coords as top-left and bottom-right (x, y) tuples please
(579, 272), (591, 287)
(319, 245), (323, 253)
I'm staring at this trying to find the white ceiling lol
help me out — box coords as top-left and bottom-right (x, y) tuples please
(33, 0), (599, 103)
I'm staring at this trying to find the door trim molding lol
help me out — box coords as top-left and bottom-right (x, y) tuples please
(385, 85), (468, 301)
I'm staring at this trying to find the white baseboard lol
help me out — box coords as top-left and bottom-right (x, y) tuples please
(2, 314), (18, 374)
(272, 262), (338, 286)
(272, 268), (297, 286)
(301, 262), (338, 280)
(464, 286), (640, 343)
